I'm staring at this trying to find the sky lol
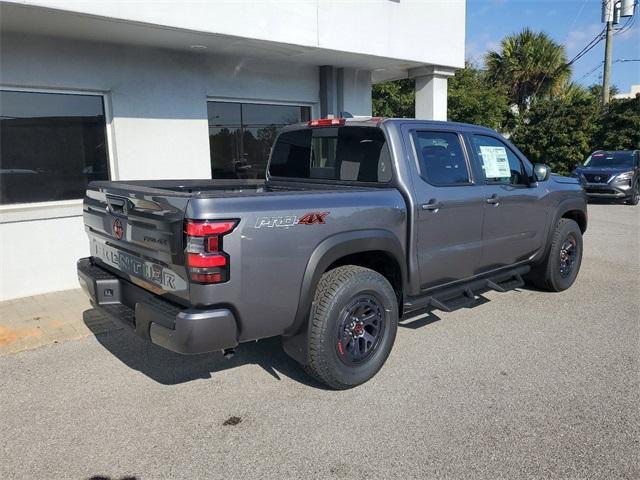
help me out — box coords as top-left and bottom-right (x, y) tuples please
(466, 0), (640, 93)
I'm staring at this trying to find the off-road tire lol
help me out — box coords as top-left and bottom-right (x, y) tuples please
(303, 265), (398, 390)
(528, 218), (583, 292)
(626, 182), (639, 205)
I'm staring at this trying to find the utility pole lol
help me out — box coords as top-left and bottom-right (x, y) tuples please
(602, 18), (613, 105)
(601, 0), (636, 106)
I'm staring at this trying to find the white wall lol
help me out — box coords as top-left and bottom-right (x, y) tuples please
(0, 216), (89, 300)
(318, 0), (466, 68)
(0, 33), (320, 180)
(6, 0), (466, 68)
(0, 33), (328, 300)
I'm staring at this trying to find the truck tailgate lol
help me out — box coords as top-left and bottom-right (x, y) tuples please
(83, 182), (192, 304)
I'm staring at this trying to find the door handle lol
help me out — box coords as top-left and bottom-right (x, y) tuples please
(106, 195), (129, 214)
(486, 194), (500, 206)
(422, 201), (443, 211)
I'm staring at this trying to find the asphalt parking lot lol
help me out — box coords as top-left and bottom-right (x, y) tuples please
(1, 204), (638, 480)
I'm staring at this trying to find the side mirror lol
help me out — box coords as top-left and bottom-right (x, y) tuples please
(533, 163), (550, 182)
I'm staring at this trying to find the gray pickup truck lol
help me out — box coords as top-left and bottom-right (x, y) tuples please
(78, 117), (587, 389)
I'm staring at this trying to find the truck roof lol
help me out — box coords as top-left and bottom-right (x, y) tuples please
(281, 117), (498, 135)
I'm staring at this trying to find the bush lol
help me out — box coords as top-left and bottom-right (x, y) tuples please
(448, 65), (509, 130)
(593, 96), (640, 151)
(511, 91), (639, 175)
(511, 92), (599, 175)
(372, 78), (415, 118)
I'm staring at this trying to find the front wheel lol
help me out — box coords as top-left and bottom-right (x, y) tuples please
(528, 218), (583, 292)
(626, 182), (640, 205)
(304, 265), (398, 389)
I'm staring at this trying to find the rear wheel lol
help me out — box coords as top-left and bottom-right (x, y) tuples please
(304, 265), (398, 389)
(528, 218), (583, 292)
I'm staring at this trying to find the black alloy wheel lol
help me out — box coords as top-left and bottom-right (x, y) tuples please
(303, 265), (398, 389)
(559, 235), (578, 278)
(336, 293), (386, 365)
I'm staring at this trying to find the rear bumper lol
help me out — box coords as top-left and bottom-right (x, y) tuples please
(77, 258), (238, 354)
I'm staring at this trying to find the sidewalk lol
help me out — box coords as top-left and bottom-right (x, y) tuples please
(0, 289), (118, 355)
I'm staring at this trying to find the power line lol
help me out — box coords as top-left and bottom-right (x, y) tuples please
(576, 61), (604, 82)
(529, 4), (604, 102)
(614, 12), (636, 34)
(567, 29), (606, 67)
(566, 1), (637, 68)
(575, 59), (639, 83)
(569, 0), (590, 33)
(614, 14), (634, 34)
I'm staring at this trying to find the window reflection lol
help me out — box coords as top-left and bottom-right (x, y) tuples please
(0, 90), (109, 205)
(207, 101), (311, 179)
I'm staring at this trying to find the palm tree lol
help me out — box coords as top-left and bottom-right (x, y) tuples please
(485, 28), (571, 113)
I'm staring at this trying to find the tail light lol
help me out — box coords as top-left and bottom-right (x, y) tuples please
(308, 117), (345, 127)
(184, 219), (238, 284)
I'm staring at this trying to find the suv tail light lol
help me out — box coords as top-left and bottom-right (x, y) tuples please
(184, 219), (238, 284)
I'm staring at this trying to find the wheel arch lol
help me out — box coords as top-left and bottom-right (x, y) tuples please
(282, 229), (406, 364)
(561, 208), (587, 233)
(536, 196), (587, 266)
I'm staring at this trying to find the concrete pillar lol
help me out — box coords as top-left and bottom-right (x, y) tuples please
(410, 66), (456, 120)
(340, 68), (372, 116)
(320, 66), (373, 117)
(319, 65), (338, 117)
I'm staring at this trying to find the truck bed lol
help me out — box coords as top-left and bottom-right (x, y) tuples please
(88, 179), (379, 199)
(83, 179), (406, 328)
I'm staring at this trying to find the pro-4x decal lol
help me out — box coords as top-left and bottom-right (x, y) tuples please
(255, 212), (330, 228)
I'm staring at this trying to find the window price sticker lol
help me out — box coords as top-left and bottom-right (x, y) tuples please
(479, 146), (511, 178)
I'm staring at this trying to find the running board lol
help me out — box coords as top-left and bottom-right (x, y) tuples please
(403, 266), (529, 316)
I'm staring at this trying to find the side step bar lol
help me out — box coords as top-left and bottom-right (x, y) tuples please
(403, 265), (529, 315)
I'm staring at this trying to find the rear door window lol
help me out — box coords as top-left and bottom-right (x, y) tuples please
(269, 126), (392, 183)
(412, 131), (470, 186)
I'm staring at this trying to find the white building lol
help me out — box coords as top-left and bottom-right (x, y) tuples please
(0, 0), (465, 301)
(613, 84), (640, 99)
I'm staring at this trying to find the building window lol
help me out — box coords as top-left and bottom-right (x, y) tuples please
(0, 90), (109, 205)
(208, 101), (311, 179)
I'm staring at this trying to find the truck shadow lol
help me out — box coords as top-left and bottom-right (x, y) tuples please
(82, 310), (328, 389)
(83, 292), (497, 388)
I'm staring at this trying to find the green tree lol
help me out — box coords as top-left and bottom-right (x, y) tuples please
(593, 97), (640, 150)
(372, 78), (415, 118)
(486, 28), (571, 113)
(511, 85), (599, 175)
(447, 63), (509, 130)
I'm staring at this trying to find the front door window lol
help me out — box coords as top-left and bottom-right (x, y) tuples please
(470, 135), (529, 186)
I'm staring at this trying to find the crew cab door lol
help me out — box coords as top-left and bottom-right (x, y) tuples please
(406, 128), (485, 289)
(467, 134), (549, 271)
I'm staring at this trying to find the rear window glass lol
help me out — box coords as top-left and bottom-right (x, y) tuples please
(269, 126), (392, 183)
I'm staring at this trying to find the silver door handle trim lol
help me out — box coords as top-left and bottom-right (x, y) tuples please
(422, 202), (443, 211)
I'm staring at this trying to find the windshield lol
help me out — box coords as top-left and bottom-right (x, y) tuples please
(584, 151), (635, 168)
